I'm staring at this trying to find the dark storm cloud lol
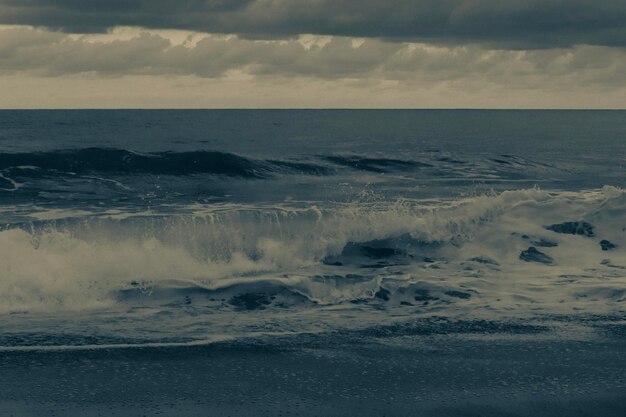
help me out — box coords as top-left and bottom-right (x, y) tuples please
(1, 0), (625, 48)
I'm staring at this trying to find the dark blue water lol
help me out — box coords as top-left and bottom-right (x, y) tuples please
(1, 110), (624, 209)
(1, 110), (625, 348)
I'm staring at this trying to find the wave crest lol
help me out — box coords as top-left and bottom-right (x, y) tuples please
(0, 187), (624, 314)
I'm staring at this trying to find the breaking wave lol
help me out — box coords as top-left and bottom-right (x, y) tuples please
(1, 186), (625, 315)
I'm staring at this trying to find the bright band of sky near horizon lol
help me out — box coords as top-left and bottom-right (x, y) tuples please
(0, 1), (625, 108)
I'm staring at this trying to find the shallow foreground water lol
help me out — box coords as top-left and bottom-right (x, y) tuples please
(2, 318), (625, 417)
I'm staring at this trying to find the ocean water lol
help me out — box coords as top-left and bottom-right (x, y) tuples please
(1, 109), (625, 348)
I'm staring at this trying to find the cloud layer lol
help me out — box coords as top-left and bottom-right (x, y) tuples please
(1, 26), (625, 90)
(1, 2), (625, 108)
(1, 0), (626, 48)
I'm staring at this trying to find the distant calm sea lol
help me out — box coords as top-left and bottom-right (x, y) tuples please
(1, 110), (625, 348)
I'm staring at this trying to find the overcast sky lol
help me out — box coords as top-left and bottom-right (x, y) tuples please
(1, 0), (625, 108)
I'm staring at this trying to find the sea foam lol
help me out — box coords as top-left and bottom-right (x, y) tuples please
(1, 187), (624, 316)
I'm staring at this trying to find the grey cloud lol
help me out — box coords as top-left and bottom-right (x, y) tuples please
(1, 1), (626, 48)
(1, 26), (625, 89)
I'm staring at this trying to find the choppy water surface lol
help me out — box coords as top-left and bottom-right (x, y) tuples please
(1, 110), (625, 348)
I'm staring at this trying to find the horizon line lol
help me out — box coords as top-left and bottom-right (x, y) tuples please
(1, 107), (625, 111)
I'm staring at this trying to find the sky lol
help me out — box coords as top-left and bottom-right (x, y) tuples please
(1, 0), (625, 108)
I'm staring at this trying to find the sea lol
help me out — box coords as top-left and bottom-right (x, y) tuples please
(1, 109), (625, 349)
